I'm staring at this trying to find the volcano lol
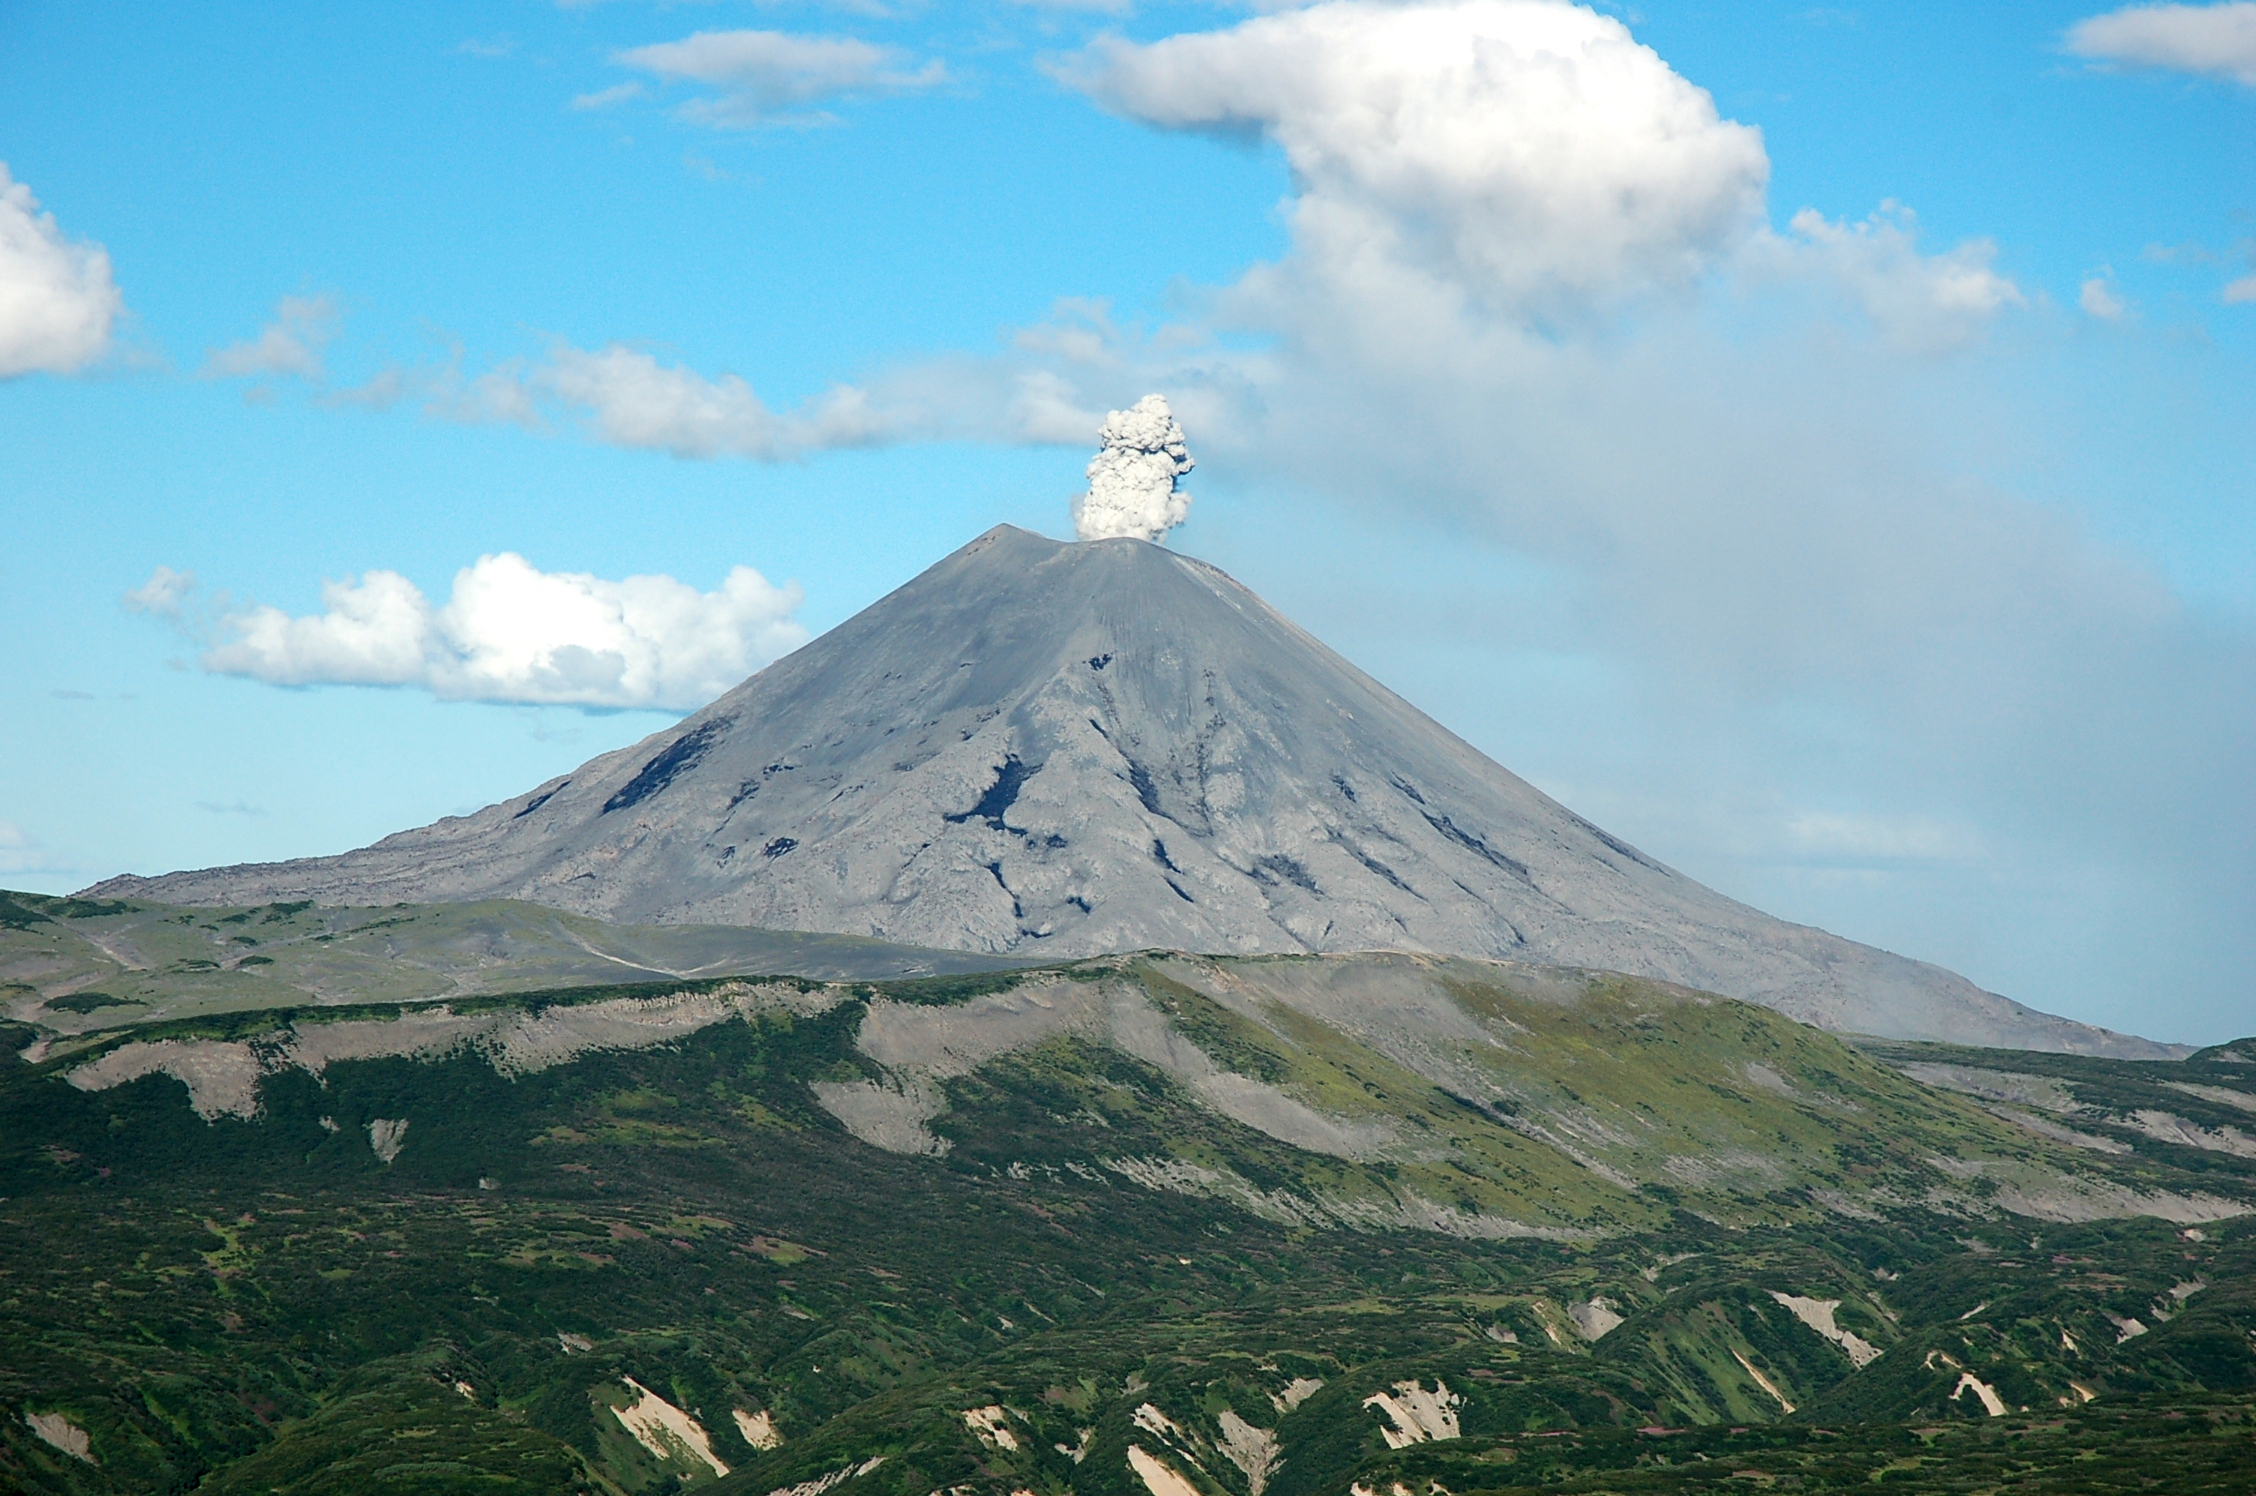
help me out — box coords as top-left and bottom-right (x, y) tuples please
(92, 526), (2163, 1054)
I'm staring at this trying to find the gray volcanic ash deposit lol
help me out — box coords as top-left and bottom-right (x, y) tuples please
(91, 525), (2167, 1056)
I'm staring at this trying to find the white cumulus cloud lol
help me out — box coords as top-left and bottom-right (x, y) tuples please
(615, 30), (946, 126)
(2067, 2), (2256, 85)
(1073, 0), (1769, 322)
(174, 555), (806, 710)
(207, 570), (433, 688)
(1074, 394), (1195, 542)
(0, 163), (123, 378)
(1069, 1), (2020, 346)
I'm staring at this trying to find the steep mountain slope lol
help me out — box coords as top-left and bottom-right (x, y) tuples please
(88, 527), (2160, 1055)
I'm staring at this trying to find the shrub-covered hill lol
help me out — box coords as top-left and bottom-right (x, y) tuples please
(2, 952), (2251, 1494)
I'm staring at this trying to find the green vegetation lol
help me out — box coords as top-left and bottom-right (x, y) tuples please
(41, 994), (140, 1015)
(1356, 1397), (2256, 1493)
(1, 903), (2251, 1494)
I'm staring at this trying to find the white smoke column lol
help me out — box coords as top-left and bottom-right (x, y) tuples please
(1072, 394), (1194, 543)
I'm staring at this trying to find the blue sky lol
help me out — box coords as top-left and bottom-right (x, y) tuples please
(2, 0), (2250, 1042)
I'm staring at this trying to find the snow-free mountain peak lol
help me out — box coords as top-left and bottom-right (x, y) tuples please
(90, 525), (2167, 1055)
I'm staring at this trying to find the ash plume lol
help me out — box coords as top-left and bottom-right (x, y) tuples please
(1072, 394), (1194, 543)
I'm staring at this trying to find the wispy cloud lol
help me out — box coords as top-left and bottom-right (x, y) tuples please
(571, 81), (647, 112)
(124, 564), (199, 620)
(2080, 273), (2128, 318)
(2066, 1), (2256, 85)
(201, 294), (338, 383)
(1775, 204), (2023, 351)
(1780, 811), (1986, 865)
(2137, 236), (2256, 301)
(558, 0), (903, 15)
(292, 324), (1112, 460)
(526, 343), (894, 457)
(0, 821), (71, 877)
(614, 29), (946, 126)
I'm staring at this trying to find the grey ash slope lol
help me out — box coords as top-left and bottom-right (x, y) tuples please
(93, 526), (2163, 1055)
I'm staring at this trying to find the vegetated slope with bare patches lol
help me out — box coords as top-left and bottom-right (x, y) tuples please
(43, 953), (2236, 1240)
(4, 952), (2252, 1494)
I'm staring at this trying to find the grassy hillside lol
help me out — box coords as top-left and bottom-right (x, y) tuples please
(2, 937), (2251, 1494)
(0, 890), (1030, 1041)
